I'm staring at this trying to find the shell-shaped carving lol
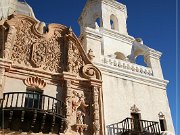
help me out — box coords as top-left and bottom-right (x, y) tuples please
(24, 76), (46, 89)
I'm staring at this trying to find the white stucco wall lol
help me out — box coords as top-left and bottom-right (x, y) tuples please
(3, 77), (63, 101)
(103, 35), (132, 57)
(101, 72), (174, 133)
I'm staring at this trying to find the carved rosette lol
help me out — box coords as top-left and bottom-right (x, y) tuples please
(24, 76), (46, 90)
(92, 87), (100, 135)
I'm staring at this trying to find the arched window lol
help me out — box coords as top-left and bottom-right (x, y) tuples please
(110, 14), (118, 31)
(135, 55), (147, 67)
(94, 17), (102, 29)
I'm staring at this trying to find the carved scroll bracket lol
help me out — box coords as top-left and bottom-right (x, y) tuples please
(0, 67), (5, 98)
(82, 64), (101, 80)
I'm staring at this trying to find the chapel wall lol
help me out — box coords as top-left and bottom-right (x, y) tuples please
(102, 73), (174, 133)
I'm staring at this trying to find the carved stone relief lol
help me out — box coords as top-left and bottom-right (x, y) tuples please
(130, 104), (140, 113)
(72, 90), (88, 135)
(9, 19), (62, 73)
(92, 87), (100, 135)
(3, 25), (17, 59)
(67, 40), (83, 74)
(87, 49), (95, 61)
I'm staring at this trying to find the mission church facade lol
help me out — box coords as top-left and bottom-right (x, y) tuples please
(0, 0), (175, 135)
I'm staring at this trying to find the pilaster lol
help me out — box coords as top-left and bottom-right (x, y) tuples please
(0, 67), (5, 98)
(144, 49), (164, 79)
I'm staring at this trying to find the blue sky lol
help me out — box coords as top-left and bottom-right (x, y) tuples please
(26, 0), (178, 134)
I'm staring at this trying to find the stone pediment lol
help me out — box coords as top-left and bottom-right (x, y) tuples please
(0, 14), (101, 80)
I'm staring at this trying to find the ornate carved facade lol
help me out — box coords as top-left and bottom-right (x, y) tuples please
(0, 14), (104, 135)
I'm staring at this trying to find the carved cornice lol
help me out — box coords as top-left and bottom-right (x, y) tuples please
(144, 48), (162, 60)
(100, 28), (134, 44)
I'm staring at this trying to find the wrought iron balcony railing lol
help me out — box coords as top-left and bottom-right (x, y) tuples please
(0, 92), (67, 134)
(0, 92), (66, 118)
(107, 118), (161, 135)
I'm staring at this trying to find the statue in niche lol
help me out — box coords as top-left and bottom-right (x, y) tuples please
(72, 91), (88, 114)
(72, 91), (88, 135)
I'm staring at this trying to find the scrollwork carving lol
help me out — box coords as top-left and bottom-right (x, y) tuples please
(92, 87), (100, 135)
(82, 64), (101, 79)
(67, 40), (83, 74)
(9, 18), (62, 73)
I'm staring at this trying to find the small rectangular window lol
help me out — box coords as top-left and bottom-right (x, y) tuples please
(159, 119), (167, 131)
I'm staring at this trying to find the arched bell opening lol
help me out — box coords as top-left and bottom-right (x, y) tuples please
(110, 14), (119, 31)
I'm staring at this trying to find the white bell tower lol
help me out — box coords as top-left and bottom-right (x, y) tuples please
(79, 0), (134, 62)
(79, 0), (128, 34)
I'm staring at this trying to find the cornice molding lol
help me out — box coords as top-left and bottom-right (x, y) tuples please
(100, 28), (134, 44)
(81, 27), (134, 44)
(94, 62), (169, 89)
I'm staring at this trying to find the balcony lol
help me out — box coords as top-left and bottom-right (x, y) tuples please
(0, 92), (66, 134)
(107, 118), (161, 135)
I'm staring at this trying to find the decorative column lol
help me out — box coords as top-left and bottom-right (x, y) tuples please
(65, 80), (73, 133)
(0, 67), (5, 98)
(0, 25), (5, 58)
(92, 86), (100, 135)
(144, 48), (164, 79)
(3, 25), (16, 59)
